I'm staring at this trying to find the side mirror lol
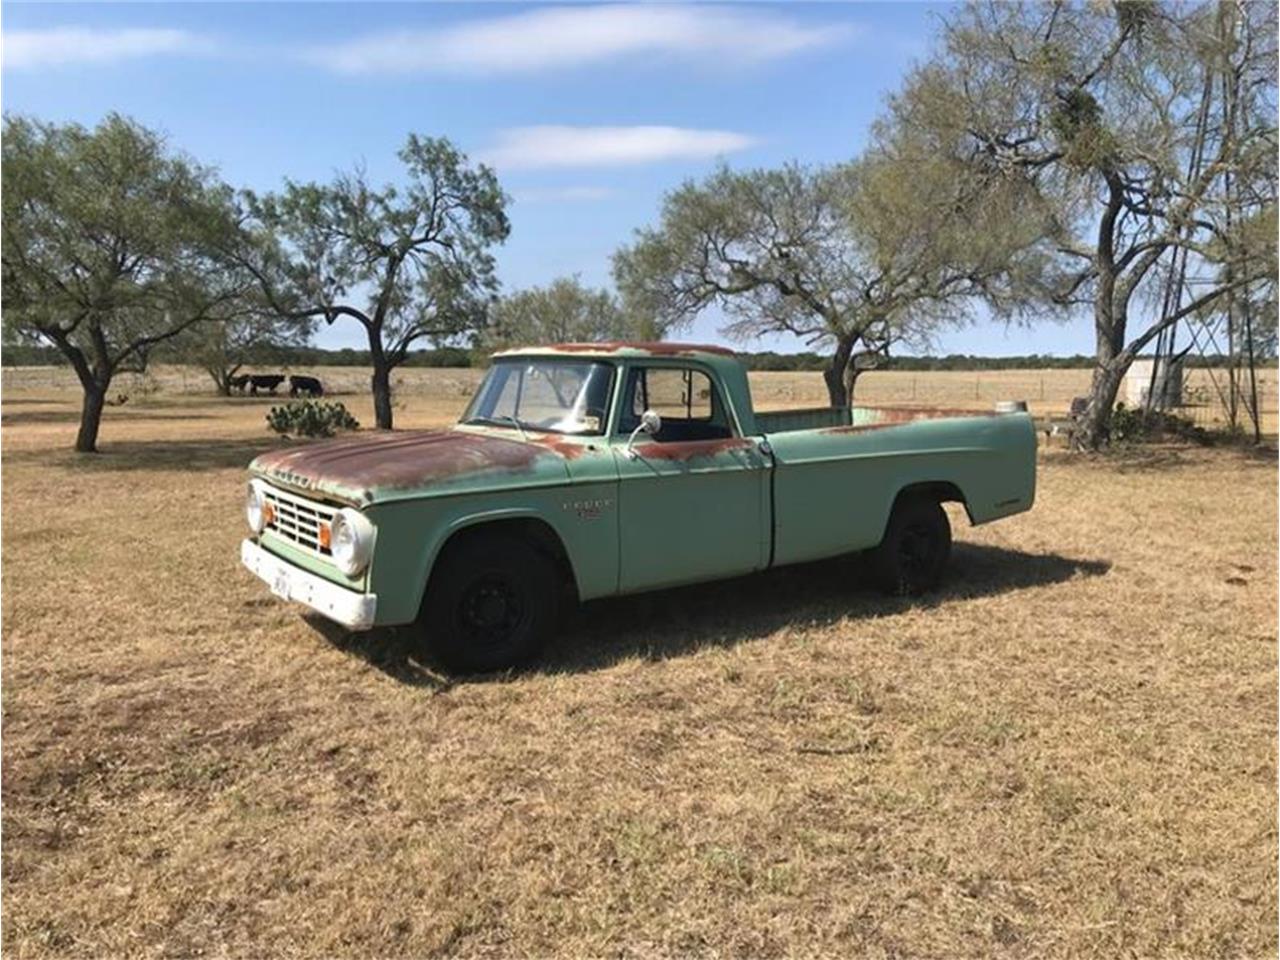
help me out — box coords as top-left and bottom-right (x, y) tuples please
(625, 409), (662, 459)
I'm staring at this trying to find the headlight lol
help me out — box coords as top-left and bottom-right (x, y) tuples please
(246, 481), (267, 534)
(330, 508), (375, 576)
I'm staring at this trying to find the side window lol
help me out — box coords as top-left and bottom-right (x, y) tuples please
(618, 366), (733, 442)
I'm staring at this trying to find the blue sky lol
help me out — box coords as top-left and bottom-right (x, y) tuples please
(2, 2), (1094, 355)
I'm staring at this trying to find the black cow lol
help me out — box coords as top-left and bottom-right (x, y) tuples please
(249, 374), (286, 395)
(228, 374), (250, 394)
(289, 375), (324, 398)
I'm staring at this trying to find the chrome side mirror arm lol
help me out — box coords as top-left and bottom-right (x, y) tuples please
(624, 424), (646, 460)
(624, 409), (662, 460)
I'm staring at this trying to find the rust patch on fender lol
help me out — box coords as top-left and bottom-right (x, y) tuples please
(252, 429), (550, 499)
(525, 435), (595, 460)
(819, 421), (902, 435)
(634, 437), (757, 462)
(547, 341), (736, 358)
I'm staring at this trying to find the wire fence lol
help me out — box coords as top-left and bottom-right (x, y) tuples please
(4, 363), (1277, 436)
(751, 368), (1279, 435)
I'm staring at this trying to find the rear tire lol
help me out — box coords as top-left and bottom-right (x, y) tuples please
(417, 532), (559, 674)
(871, 497), (952, 596)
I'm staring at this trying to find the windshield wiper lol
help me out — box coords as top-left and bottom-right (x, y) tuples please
(464, 414), (529, 441)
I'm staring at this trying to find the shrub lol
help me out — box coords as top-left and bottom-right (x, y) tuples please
(1110, 402), (1212, 445)
(266, 400), (360, 438)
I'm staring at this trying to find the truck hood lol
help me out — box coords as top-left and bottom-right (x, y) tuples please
(249, 428), (571, 505)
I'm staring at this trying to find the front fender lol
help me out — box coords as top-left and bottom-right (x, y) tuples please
(364, 499), (581, 626)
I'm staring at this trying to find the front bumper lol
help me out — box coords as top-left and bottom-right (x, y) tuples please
(241, 539), (377, 630)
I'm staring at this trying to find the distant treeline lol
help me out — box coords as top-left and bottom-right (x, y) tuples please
(737, 351), (1279, 371)
(1, 343), (475, 369)
(736, 352), (1102, 371)
(2, 342), (1272, 371)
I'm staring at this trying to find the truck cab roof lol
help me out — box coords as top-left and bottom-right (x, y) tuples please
(493, 342), (757, 431)
(494, 341), (737, 361)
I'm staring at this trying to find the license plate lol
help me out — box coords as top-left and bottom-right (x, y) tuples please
(270, 567), (292, 600)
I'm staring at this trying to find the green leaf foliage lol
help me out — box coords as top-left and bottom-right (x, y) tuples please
(612, 154), (1046, 405)
(883, 0), (1277, 446)
(481, 276), (655, 353)
(1, 113), (253, 450)
(237, 135), (510, 427)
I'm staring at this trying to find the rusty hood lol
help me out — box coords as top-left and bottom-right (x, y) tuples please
(248, 428), (571, 505)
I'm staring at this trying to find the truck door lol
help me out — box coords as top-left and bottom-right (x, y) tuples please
(611, 363), (769, 592)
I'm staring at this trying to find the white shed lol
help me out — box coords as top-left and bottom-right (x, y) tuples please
(1125, 358), (1183, 410)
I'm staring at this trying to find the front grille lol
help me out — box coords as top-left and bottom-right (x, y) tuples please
(264, 485), (336, 559)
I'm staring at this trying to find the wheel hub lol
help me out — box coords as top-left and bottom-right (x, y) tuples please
(472, 587), (509, 627)
(459, 574), (524, 644)
(900, 523), (937, 573)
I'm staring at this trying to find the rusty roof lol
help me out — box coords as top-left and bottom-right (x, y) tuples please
(494, 341), (737, 359)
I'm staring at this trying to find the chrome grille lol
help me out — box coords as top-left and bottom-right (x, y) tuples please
(264, 485), (336, 559)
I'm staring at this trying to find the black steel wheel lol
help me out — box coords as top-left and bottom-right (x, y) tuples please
(871, 497), (952, 596)
(418, 532), (558, 674)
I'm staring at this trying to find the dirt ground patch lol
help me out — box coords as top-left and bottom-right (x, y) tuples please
(2, 378), (1276, 958)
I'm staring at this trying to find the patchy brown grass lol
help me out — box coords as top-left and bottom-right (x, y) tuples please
(2, 377), (1277, 958)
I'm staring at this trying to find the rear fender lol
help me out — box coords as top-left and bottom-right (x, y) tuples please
(879, 481), (971, 544)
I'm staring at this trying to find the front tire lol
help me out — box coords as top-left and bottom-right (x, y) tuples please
(417, 532), (559, 674)
(870, 497), (952, 596)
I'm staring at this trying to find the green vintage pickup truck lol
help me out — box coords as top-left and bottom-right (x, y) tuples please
(241, 342), (1036, 671)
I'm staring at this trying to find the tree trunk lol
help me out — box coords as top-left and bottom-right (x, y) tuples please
(370, 359), (394, 430)
(846, 366), (865, 401)
(75, 382), (107, 453)
(845, 346), (885, 402)
(53, 330), (111, 454)
(371, 367), (394, 429)
(822, 337), (856, 408)
(1074, 247), (1130, 451)
(1074, 358), (1125, 451)
(363, 325), (395, 429)
(211, 366), (232, 397)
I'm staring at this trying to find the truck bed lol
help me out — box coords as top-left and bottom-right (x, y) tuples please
(754, 404), (997, 434)
(756, 405), (1038, 569)
(754, 406), (852, 432)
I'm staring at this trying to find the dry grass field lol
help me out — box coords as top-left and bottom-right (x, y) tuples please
(2, 370), (1277, 958)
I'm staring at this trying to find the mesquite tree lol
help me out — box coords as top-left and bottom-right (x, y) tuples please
(239, 136), (509, 429)
(613, 160), (1043, 407)
(1, 114), (247, 452)
(482, 276), (655, 352)
(888, 0), (1278, 448)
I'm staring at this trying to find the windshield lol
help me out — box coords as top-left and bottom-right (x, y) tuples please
(462, 359), (615, 436)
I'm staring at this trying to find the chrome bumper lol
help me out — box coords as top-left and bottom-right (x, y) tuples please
(240, 539), (377, 630)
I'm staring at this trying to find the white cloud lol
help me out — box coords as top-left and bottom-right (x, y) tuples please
(514, 185), (616, 204)
(482, 126), (757, 170)
(316, 5), (851, 75)
(3, 27), (202, 69)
